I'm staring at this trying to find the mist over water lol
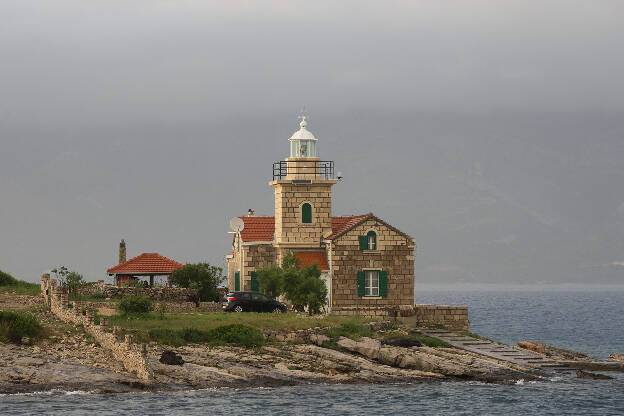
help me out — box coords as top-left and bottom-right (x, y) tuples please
(1, 2), (624, 286)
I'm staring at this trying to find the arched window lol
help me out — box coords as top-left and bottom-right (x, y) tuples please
(302, 203), (312, 223)
(367, 231), (377, 250)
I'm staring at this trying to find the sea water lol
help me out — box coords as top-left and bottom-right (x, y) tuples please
(2, 285), (623, 415)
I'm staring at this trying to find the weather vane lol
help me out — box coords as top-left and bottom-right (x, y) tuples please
(298, 106), (308, 124)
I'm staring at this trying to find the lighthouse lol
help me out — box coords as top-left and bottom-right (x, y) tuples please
(225, 114), (415, 315)
(270, 116), (338, 252)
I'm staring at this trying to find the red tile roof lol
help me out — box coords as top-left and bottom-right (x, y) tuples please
(294, 251), (329, 270)
(107, 253), (184, 275)
(236, 214), (373, 242)
(328, 214), (372, 240)
(239, 216), (275, 242)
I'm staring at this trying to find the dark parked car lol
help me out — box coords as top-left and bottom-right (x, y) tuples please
(223, 291), (287, 313)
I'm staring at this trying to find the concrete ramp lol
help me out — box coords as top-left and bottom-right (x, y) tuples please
(420, 329), (571, 372)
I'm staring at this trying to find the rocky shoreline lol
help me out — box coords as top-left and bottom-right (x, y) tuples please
(1, 294), (621, 395)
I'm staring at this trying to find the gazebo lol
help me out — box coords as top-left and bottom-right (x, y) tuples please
(107, 252), (184, 287)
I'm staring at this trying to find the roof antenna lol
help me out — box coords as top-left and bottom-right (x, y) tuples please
(298, 106), (308, 128)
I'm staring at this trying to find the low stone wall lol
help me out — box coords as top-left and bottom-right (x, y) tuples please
(78, 284), (197, 302)
(41, 274), (153, 382)
(330, 306), (393, 317)
(396, 304), (470, 332)
(159, 302), (222, 313)
(75, 301), (222, 313)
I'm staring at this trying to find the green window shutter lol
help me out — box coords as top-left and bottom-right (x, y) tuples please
(250, 271), (259, 292)
(357, 271), (365, 297)
(359, 236), (368, 250)
(379, 271), (388, 297)
(302, 203), (312, 223)
(234, 272), (240, 291)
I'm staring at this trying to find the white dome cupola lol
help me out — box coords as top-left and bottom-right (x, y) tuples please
(289, 116), (318, 158)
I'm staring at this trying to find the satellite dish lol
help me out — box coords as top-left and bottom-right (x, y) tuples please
(229, 217), (245, 232)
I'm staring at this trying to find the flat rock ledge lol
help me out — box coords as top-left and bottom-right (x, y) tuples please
(335, 337), (542, 382)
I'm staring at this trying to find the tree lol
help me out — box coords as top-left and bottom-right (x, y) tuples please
(50, 266), (70, 286)
(170, 263), (225, 303)
(256, 265), (284, 299)
(65, 271), (85, 294)
(297, 265), (328, 315)
(257, 252), (327, 315)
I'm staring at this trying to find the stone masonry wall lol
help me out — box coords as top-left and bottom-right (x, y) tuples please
(78, 301), (222, 313)
(241, 243), (276, 291)
(41, 274), (153, 382)
(330, 217), (415, 310)
(397, 305), (470, 332)
(331, 304), (470, 331)
(227, 234), (241, 292)
(78, 284), (196, 302)
(330, 306), (391, 317)
(273, 181), (335, 246)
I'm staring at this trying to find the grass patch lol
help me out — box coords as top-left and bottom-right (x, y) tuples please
(461, 332), (481, 339)
(328, 322), (372, 341)
(383, 330), (452, 348)
(0, 270), (40, 296)
(148, 328), (185, 347)
(108, 311), (375, 348)
(408, 332), (452, 348)
(147, 324), (265, 347)
(0, 310), (45, 344)
(108, 311), (376, 332)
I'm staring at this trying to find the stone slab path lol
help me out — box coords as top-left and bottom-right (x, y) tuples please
(420, 329), (572, 372)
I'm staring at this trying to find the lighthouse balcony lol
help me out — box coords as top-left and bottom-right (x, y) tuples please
(272, 160), (335, 181)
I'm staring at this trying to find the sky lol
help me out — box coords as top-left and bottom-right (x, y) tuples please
(1, 1), (623, 284)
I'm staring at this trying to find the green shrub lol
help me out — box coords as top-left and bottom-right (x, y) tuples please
(148, 328), (185, 347)
(180, 327), (210, 343)
(90, 291), (107, 300)
(0, 270), (40, 296)
(328, 322), (372, 341)
(0, 310), (44, 344)
(170, 263), (225, 302)
(147, 324), (264, 347)
(205, 324), (265, 347)
(119, 296), (154, 314)
(0, 270), (18, 285)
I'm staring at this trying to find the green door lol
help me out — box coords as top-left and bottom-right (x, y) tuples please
(251, 271), (259, 292)
(235, 271), (240, 291)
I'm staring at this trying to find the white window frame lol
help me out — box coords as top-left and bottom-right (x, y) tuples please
(365, 270), (379, 297)
(367, 233), (376, 250)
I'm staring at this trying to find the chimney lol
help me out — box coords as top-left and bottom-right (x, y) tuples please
(247, 208), (255, 217)
(119, 239), (126, 264)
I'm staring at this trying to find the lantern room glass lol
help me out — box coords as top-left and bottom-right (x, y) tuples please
(290, 140), (316, 158)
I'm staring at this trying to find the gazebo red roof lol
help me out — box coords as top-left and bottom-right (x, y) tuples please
(107, 253), (184, 275)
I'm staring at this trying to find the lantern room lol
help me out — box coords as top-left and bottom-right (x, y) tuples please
(289, 116), (317, 158)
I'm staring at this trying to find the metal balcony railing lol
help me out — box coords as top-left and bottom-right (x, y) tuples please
(272, 160), (335, 181)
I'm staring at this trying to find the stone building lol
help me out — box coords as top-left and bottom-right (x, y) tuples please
(225, 116), (415, 315)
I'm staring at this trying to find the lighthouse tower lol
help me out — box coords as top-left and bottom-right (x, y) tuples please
(270, 116), (338, 250)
